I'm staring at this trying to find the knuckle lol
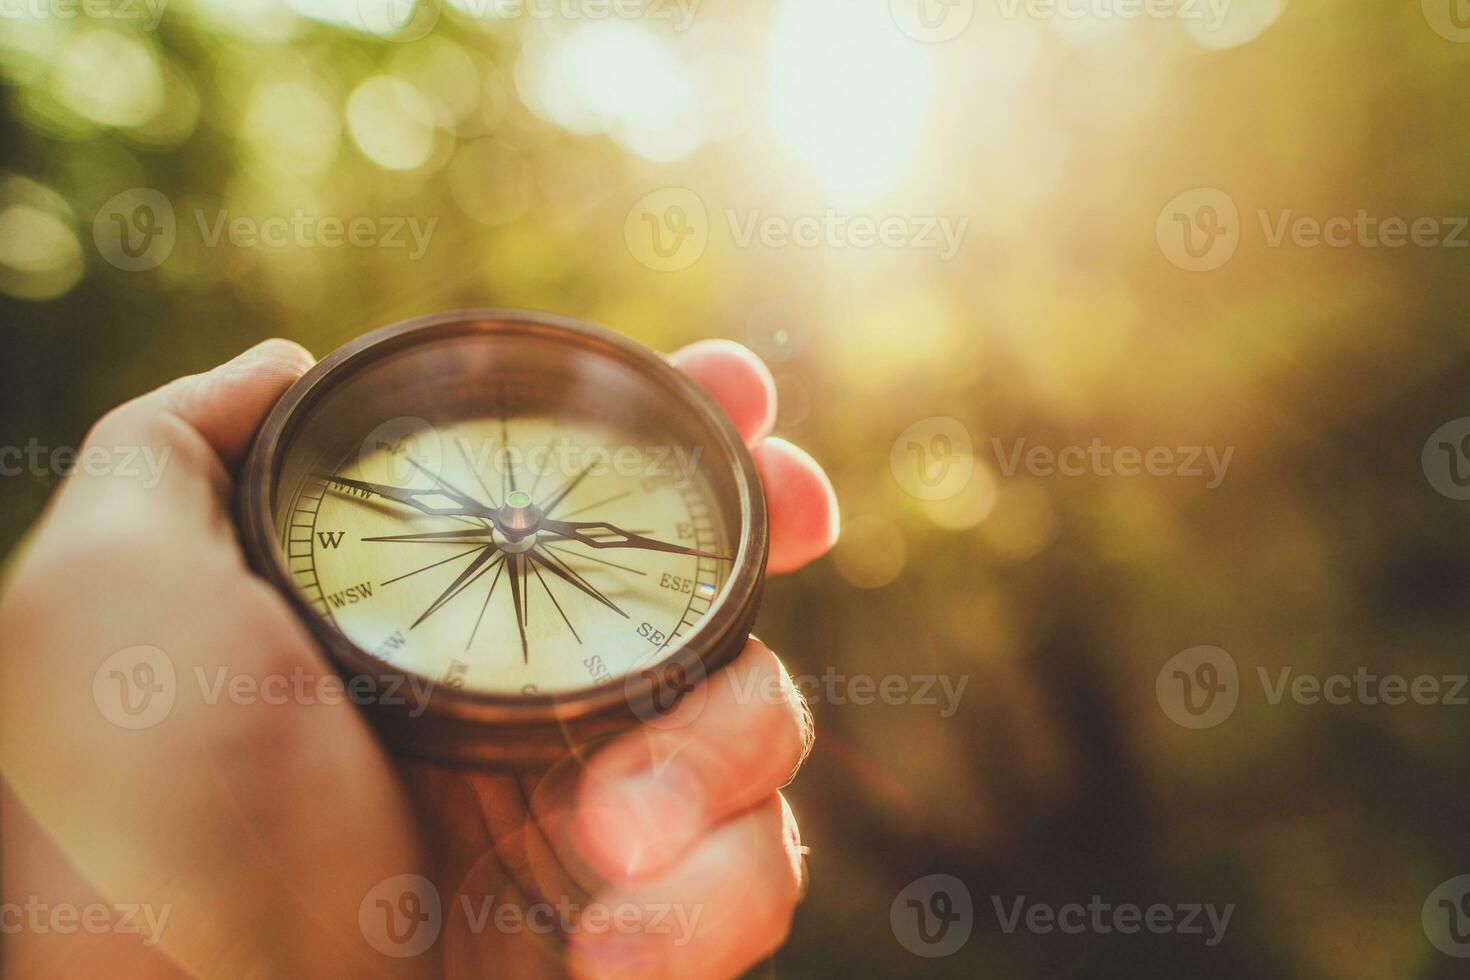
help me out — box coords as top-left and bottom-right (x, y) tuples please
(252, 337), (314, 371)
(780, 677), (815, 777)
(750, 796), (804, 923)
(750, 887), (798, 960)
(777, 793), (807, 899)
(85, 400), (143, 447)
(703, 641), (815, 789)
(87, 398), (163, 452)
(88, 395), (218, 480)
(756, 689), (811, 786)
(744, 648), (813, 782)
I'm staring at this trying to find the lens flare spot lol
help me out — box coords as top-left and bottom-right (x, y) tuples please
(347, 75), (438, 171)
(765, 0), (935, 204)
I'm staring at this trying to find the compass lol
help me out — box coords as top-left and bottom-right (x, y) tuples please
(238, 310), (768, 766)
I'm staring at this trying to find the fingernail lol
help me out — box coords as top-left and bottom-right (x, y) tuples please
(581, 760), (705, 880)
(232, 338), (315, 373)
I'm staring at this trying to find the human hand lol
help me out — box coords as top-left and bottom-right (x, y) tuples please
(0, 336), (838, 979)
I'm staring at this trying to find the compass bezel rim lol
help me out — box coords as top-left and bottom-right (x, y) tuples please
(238, 308), (769, 761)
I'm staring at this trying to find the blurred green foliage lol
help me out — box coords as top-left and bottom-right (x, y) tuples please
(4, 0), (1470, 976)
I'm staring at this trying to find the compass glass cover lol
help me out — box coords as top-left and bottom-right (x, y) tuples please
(266, 327), (743, 697)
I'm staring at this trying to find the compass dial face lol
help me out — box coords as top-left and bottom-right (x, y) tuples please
(285, 418), (730, 695)
(260, 322), (751, 701)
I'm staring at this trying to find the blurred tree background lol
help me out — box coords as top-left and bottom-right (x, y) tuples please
(4, 0), (1470, 976)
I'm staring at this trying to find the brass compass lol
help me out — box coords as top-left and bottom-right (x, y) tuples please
(239, 310), (768, 766)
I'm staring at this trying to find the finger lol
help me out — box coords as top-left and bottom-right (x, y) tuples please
(570, 639), (812, 883)
(566, 794), (804, 980)
(670, 340), (836, 573)
(753, 438), (839, 574)
(138, 338), (316, 469)
(89, 337), (312, 484)
(669, 340), (776, 447)
(51, 339), (313, 541)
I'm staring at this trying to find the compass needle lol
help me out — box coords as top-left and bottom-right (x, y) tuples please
(506, 553), (529, 662)
(500, 415), (518, 496)
(411, 549), (504, 630)
(406, 458), (493, 521)
(380, 546), (485, 586)
(537, 463), (593, 517)
(525, 428), (555, 499)
(363, 529), (497, 544)
(318, 472), (495, 521)
(465, 557), (507, 653)
(459, 435), (500, 510)
(542, 543), (646, 576)
(529, 558), (580, 643)
(557, 489), (631, 520)
(540, 519), (732, 561)
(528, 549), (628, 619)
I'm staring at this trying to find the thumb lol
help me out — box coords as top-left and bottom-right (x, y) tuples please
(130, 338), (315, 471)
(50, 339), (314, 533)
